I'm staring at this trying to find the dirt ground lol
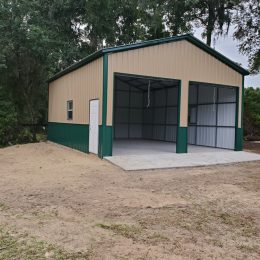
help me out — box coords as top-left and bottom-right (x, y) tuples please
(244, 141), (260, 154)
(0, 142), (259, 259)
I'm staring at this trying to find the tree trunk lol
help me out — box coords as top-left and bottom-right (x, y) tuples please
(206, 2), (215, 46)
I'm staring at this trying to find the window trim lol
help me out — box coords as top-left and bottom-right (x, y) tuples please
(67, 100), (73, 120)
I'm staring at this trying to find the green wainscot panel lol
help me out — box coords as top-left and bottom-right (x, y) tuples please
(98, 125), (113, 158)
(176, 126), (188, 153)
(48, 122), (89, 153)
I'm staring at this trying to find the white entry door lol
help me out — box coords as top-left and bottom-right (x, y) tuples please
(89, 99), (99, 154)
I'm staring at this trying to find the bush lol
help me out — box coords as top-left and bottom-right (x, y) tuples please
(0, 96), (19, 147)
(244, 87), (260, 139)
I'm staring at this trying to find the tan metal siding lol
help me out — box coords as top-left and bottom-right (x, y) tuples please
(48, 58), (103, 125)
(107, 40), (243, 127)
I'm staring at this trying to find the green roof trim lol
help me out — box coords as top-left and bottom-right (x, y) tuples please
(48, 34), (249, 83)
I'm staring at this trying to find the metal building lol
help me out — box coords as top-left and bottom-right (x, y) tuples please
(48, 34), (249, 158)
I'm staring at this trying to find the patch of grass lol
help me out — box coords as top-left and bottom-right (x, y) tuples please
(97, 223), (171, 246)
(173, 205), (212, 233)
(0, 226), (89, 260)
(31, 209), (59, 219)
(236, 243), (259, 254)
(96, 223), (141, 239)
(36, 133), (47, 142)
(0, 203), (8, 211)
(138, 201), (259, 241)
(147, 233), (170, 243)
(218, 211), (258, 237)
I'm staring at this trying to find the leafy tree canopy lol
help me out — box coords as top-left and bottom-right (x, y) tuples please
(0, 0), (259, 146)
(233, 0), (260, 73)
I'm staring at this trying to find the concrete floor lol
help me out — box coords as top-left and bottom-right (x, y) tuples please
(112, 139), (226, 156)
(106, 140), (260, 170)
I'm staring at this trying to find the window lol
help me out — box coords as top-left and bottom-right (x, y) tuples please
(67, 100), (73, 120)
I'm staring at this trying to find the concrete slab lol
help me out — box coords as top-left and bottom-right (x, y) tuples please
(113, 140), (226, 155)
(105, 151), (260, 171)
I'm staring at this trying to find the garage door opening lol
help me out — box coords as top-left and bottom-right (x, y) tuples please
(113, 73), (179, 155)
(188, 82), (237, 150)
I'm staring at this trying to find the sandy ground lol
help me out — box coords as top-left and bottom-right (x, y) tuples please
(0, 142), (260, 259)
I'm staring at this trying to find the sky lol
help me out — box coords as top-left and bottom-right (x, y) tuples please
(194, 27), (260, 88)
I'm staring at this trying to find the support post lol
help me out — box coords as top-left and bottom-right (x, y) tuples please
(98, 54), (113, 158)
(176, 80), (188, 153)
(235, 76), (244, 151)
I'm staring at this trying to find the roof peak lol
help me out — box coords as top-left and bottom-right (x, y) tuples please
(48, 34), (249, 83)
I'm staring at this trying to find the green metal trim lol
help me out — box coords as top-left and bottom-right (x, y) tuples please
(111, 73), (118, 149)
(104, 35), (249, 75)
(235, 76), (244, 151)
(48, 34), (249, 83)
(98, 54), (113, 158)
(114, 72), (181, 83)
(98, 125), (113, 157)
(176, 81), (188, 153)
(48, 122), (89, 153)
(186, 36), (249, 76)
(177, 127), (188, 153)
(189, 81), (238, 89)
(48, 51), (103, 82)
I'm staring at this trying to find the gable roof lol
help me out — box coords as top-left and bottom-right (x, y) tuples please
(48, 34), (249, 83)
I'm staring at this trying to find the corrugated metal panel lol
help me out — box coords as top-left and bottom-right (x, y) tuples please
(130, 91), (143, 107)
(167, 87), (178, 105)
(188, 84), (236, 149)
(48, 57), (103, 124)
(130, 109), (143, 123)
(116, 91), (129, 107)
(153, 125), (165, 140)
(189, 107), (197, 124)
(198, 85), (216, 104)
(129, 124), (142, 138)
(143, 108), (153, 124)
(166, 107), (178, 124)
(154, 108), (166, 124)
(196, 127), (216, 147)
(218, 87), (236, 102)
(165, 126), (177, 142)
(114, 124), (128, 138)
(107, 40), (242, 127)
(143, 125), (153, 139)
(154, 89), (166, 106)
(188, 126), (196, 144)
(197, 105), (216, 125)
(217, 104), (236, 126)
(189, 85), (197, 104)
(114, 80), (178, 142)
(116, 79), (130, 90)
(115, 108), (128, 123)
(217, 128), (235, 149)
(143, 91), (154, 107)
(48, 122), (89, 152)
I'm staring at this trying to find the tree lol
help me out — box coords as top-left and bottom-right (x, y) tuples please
(78, 0), (148, 48)
(0, 86), (18, 147)
(163, 0), (194, 36)
(233, 0), (260, 73)
(138, 0), (194, 40)
(244, 87), (260, 137)
(0, 0), (84, 140)
(192, 0), (240, 46)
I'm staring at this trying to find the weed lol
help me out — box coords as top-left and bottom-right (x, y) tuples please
(0, 203), (8, 211)
(96, 223), (141, 239)
(0, 226), (89, 260)
(147, 233), (170, 243)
